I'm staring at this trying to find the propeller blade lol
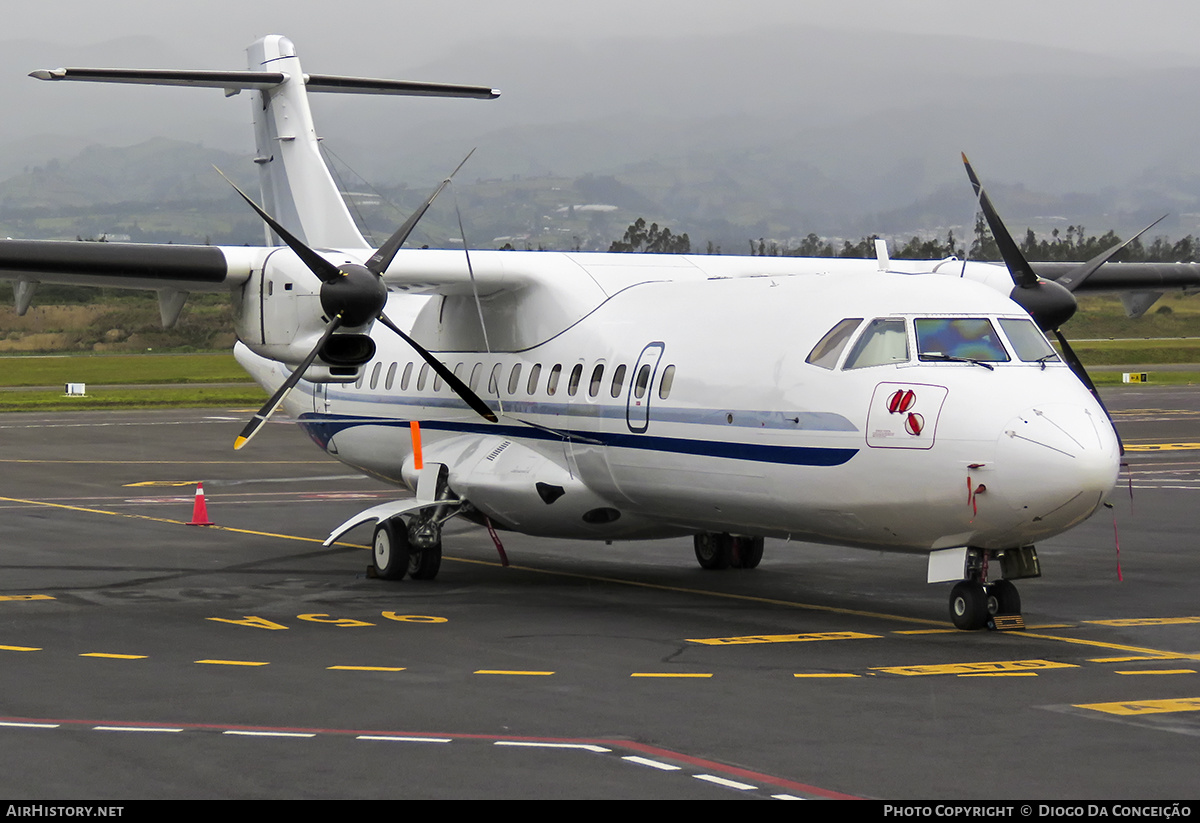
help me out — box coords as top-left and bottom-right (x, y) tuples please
(377, 312), (497, 422)
(962, 153), (1039, 288)
(1054, 214), (1168, 293)
(365, 148), (476, 275)
(234, 315), (345, 450)
(1052, 328), (1123, 455)
(214, 166), (342, 283)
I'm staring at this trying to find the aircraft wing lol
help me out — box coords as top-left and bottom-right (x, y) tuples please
(1033, 261), (1200, 292)
(0, 239), (258, 291)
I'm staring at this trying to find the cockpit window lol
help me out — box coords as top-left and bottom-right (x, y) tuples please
(915, 318), (1009, 363)
(998, 317), (1060, 363)
(843, 318), (909, 369)
(807, 317), (863, 369)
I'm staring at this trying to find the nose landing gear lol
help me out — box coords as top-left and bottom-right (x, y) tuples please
(942, 546), (1036, 630)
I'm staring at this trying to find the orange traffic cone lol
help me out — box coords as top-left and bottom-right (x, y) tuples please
(188, 482), (214, 526)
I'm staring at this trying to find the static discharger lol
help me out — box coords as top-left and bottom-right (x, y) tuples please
(188, 482), (214, 526)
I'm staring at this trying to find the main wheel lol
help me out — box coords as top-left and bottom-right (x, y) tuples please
(731, 536), (764, 569)
(949, 580), (988, 630)
(408, 542), (442, 580)
(987, 579), (1021, 616)
(372, 519), (411, 580)
(694, 533), (732, 570)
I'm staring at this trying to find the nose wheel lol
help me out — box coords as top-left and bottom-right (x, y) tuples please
(949, 579), (1023, 630)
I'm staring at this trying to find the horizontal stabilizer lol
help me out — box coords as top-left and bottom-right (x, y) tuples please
(31, 67), (499, 100)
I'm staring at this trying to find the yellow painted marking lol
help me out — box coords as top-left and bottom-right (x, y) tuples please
(207, 616), (289, 631)
(688, 631), (879, 646)
(1086, 617), (1200, 627)
(1076, 697), (1200, 716)
(328, 665), (406, 672)
(380, 613), (447, 623)
(874, 659), (1078, 677)
(1114, 669), (1196, 675)
(0, 645), (41, 652)
(0, 595), (54, 602)
(1090, 655), (1189, 663)
(893, 629), (958, 635)
(1021, 631), (1200, 662)
(630, 673), (713, 678)
(122, 481), (199, 487)
(957, 672), (1040, 678)
(1124, 443), (1200, 451)
(298, 614), (374, 627)
(195, 659), (269, 667)
(793, 673), (861, 678)
(473, 670), (555, 676)
(80, 653), (147, 660)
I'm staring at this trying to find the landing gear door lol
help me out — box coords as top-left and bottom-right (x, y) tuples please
(626, 342), (665, 433)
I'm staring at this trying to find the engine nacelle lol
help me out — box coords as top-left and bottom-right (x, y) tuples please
(231, 256), (375, 382)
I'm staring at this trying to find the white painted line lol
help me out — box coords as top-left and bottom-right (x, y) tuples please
(493, 741), (610, 753)
(772, 794), (805, 800)
(694, 774), (757, 790)
(357, 735), (453, 743)
(622, 755), (681, 771)
(0, 721), (59, 729)
(222, 730), (316, 738)
(93, 726), (183, 733)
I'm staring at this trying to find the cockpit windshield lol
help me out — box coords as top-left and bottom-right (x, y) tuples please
(915, 318), (1009, 364)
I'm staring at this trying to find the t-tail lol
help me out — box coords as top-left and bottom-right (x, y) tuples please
(31, 35), (499, 250)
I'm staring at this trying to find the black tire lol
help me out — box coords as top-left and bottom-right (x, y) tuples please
(732, 536), (764, 569)
(694, 533), (732, 570)
(408, 542), (442, 580)
(372, 519), (410, 581)
(949, 580), (988, 630)
(987, 579), (1021, 616)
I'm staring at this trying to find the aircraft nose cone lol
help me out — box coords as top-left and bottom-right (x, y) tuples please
(993, 403), (1120, 534)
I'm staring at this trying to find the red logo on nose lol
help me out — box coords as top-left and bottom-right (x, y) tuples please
(905, 412), (924, 436)
(887, 389), (916, 414)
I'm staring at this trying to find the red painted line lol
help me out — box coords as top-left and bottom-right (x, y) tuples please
(0, 715), (858, 798)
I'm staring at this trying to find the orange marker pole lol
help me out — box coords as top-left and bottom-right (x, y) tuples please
(410, 421), (424, 471)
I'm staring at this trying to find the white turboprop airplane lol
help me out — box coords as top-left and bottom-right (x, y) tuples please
(4, 35), (1198, 631)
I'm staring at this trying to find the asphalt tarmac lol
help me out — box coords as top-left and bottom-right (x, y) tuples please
(0, 389), (1196, 800)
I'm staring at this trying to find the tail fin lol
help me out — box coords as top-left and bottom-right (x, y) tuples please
(31, 34), (499, 250)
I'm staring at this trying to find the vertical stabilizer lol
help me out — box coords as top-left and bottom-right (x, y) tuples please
(246, 36), (368, 250)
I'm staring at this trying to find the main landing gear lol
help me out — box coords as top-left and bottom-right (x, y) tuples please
(693, 532), (764, 570)
(945, 546), (1037, 630)
(371, 515), (443, 581)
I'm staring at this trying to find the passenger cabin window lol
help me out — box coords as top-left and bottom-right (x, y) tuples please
(385, 362), (397, 391)
(547, 364), (562, 396)
(843, 318), (909, 369)
(807, 318), (863, 369)
(526, 364), (542, 395)
(369, 362), (382, 390)
(508, 363), (523, 395)
(633, 364), (652, 398)
(915, 318), (1009, 364)
(589, 364), (604, 398)
(610, 364), (627, 398)
(998, 318), (1060, 363)
(417, 363), (430, 391)
(400, 362), (413, 391)
(658, 365), (676, 399)
(488, 364), (502, 395)
(567, 364), (583, 396)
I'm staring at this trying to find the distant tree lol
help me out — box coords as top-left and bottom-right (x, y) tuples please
(609, 217), (690, 254)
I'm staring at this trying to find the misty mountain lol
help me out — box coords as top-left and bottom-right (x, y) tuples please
(2, 25), (1200, 248)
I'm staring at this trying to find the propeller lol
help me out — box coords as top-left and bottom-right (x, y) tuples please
(960, 154), (1155, 454)
(220, 157), (497, 450)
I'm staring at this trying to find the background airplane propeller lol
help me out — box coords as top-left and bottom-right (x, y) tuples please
(220, 158), (497, 450)
(960, 153), (1157, 454)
